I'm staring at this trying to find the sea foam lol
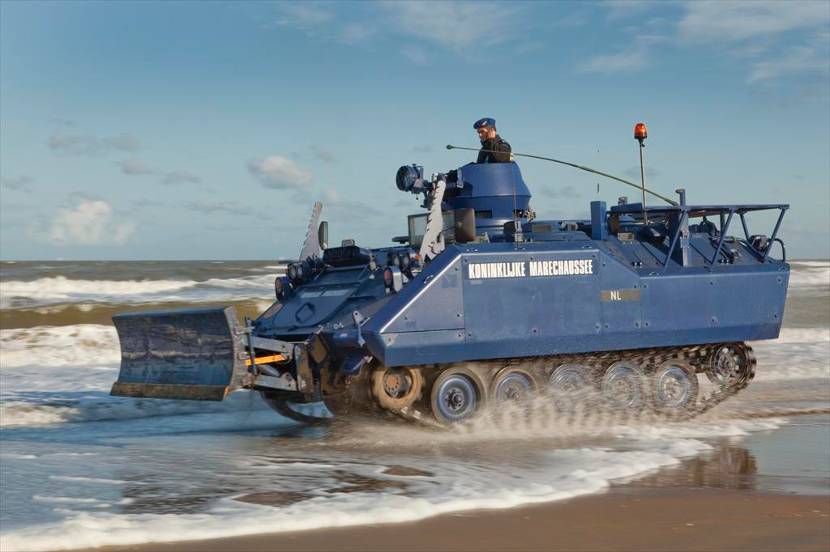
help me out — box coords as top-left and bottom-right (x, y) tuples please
(789, 261), (830, 288)
(0, 415), (786, 552)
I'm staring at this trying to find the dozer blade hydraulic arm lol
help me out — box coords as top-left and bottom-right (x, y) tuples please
(110, 306), (249, 401)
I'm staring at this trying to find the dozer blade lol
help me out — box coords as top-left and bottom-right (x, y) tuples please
(110, 306), (247, 401)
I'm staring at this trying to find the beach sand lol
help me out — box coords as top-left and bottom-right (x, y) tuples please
(81, 415), (830, 552)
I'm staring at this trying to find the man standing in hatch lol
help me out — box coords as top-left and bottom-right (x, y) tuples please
(474, 117), (512, 163)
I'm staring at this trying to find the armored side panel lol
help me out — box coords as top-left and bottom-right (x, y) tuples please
(640, 268), (788, 344)
(362, 249), (465, 366)
(362, 241), (789, 367)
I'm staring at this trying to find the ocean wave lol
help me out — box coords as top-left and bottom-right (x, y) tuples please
(48, 476), (127, 486)
(0, 324), (120, 368)
(789, 261), (830, 288)
(752, 327), (830, 381)
(771, 327), (829, 344)
(33, 496), (105, 504)
(1, 277), (196, 304)
(0, 272), (283, 309)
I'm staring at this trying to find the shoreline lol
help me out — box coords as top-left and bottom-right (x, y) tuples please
(81, 487), (830, 552)
(70, 415), (830, 552)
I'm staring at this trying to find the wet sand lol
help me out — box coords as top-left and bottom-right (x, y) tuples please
(78, 415), (830, 552)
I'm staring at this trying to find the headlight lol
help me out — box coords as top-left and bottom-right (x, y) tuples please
(399, 252), (411, 272)
(274, 276), (289, 300)
(383, 266), (403, 293)
(395, 164), (424, 193)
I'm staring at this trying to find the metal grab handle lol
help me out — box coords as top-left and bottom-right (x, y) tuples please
(771, 238), (786, 263)
(762, 208), (787, 262)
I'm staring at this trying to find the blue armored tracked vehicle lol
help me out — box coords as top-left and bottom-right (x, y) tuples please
(111, 130), (790, 425)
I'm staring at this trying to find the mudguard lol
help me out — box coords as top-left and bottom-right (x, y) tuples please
(110, 306), (247, 401)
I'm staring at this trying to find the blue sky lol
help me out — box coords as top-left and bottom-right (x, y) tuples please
(1, 0), (828, 260)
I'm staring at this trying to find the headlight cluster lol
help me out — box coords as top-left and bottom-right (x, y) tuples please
(287, 258), (324, 285)
(383, 250), (417, 293)
(387, 251), (414, 274)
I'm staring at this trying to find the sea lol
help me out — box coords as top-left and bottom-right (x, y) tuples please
(0, 260), (828, 551)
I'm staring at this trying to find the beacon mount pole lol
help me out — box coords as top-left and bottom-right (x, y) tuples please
(634, 122), (649, 225)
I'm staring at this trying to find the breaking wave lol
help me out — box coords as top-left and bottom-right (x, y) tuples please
(0, 270), (285, 310)
(0, 324), (120, 368)
(789, 261), (830, 288)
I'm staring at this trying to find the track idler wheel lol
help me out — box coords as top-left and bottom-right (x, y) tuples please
(260, 391), (330, 425)
(706, 343), (756, 389)
(651, 360), (699, 415)
(430, 367), (486, 425)
(601, 361), (647, 410)
(371, 366), (424, 419)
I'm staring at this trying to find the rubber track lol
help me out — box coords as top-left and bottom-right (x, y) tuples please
(337, 342), (757, 426)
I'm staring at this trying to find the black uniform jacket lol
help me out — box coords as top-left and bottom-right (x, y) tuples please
(477, 135), (512, 163)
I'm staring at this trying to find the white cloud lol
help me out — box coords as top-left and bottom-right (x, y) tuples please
(272, 1), (523, 58)
(603, 0), (657, 21)
(117, 158), (155, 175)
(162, 170), (201, 185)
(183, 199), (258, 216)
(117, 159), (202, 185)
(674, 1), (830, 89)
(339, 22), (375, 44)
(309, 145), (335, 163)
(49, 200), (135, 245)
(588, 1), (829, 88)
(678, 1), (830, 43)
(580, 45), (649, 74)
(275, 3), (333, 30)
(401, 45), (429, 65)
(579, 36), (664, 74)
(247, 156), (313, 189)
(50, 131), (140, 156)
(748, 33), (830, 83)
(1, 175), (34, 192)
(382, 1), (519, 52)
(275, 4), (375, 44)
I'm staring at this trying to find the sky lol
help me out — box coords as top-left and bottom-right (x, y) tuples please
(1, 0), (828, 260)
